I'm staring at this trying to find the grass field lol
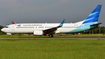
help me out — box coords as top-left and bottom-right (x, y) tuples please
(0, 38), (105, 59)
(0, 34), (105, 38)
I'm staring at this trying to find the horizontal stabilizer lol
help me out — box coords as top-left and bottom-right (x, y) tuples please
(90, 23), (102, 26)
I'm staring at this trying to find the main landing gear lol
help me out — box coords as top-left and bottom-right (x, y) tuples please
(49, 34), (53, 38)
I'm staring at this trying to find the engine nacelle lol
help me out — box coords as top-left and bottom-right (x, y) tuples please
(55, 31), (60, 34)
(33, 31), (43, 35)
(7, 33), (11, 35)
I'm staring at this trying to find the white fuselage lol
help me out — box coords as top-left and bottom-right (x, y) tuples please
(1, 20), (84, 34)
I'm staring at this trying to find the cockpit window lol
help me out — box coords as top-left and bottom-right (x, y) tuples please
(4, 26), (8, 28)
(5, 26), (8, 28)
(5, 25), (9, 28)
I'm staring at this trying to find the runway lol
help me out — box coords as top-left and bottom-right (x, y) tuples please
(0, 37), (105, 40)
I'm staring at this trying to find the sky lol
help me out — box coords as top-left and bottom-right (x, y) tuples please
(0, 0), (105, 26)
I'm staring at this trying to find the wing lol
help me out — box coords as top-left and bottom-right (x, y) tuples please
(43, 19), (65, 34)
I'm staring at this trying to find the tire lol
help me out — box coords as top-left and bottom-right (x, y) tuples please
(49, 34), (53, 38)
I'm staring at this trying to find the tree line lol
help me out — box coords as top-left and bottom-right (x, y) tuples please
(0, 25), (105, 35)
(81, 26), (105, 34)
(0, 25), (6, 35)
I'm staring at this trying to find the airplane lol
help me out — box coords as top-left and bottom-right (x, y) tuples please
(1, 5), (102, 38)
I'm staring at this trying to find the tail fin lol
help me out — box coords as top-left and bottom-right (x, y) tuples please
(83, 5), (102, 24)
(12, 21), (16, 24)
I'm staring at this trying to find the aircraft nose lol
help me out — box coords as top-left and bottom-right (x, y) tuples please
(1, 28), (4, 32)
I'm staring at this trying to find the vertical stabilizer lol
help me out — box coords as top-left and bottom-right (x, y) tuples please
(83, 5), (102, 24)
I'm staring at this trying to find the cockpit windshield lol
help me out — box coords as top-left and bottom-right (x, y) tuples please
(5, 25), (8, 28)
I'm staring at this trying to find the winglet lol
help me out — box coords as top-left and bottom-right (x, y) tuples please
(59, 19), (65, 27)
(12, 21), (16, 24)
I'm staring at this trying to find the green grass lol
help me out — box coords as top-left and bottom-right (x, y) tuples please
(0, 35), (48, 37)
(0, 34), (105, 38)
(0, 38), (105, 59)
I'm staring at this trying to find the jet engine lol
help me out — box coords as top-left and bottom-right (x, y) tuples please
(33, 31), (43, 35)
(7, 33), (11, 35)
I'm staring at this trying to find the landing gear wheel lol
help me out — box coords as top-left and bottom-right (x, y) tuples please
(49, 34), (53, 38)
